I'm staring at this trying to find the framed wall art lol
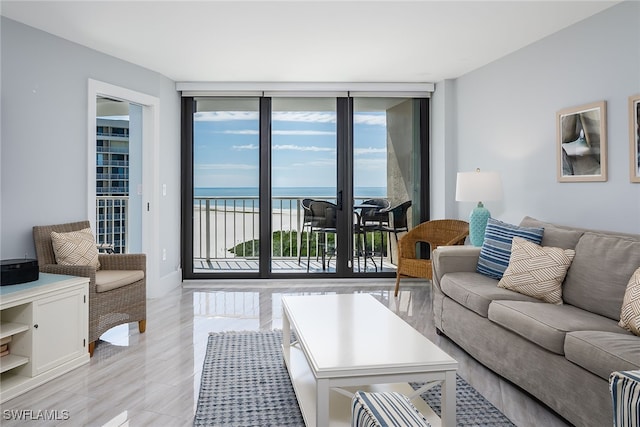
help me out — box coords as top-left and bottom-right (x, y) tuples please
(556, 101), (607, 182)
(629, 94), (640, 183)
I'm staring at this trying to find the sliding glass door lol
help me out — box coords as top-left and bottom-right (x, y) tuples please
(182, 95), (428, 279)
(271, 98), (339, 273)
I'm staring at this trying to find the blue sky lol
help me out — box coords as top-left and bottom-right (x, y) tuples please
(193, 111), (387, 189)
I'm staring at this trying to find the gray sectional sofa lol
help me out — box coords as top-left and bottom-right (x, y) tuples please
(431, 216), (640, 426)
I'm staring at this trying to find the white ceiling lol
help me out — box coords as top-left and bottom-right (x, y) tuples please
(1, 1), (621, 83)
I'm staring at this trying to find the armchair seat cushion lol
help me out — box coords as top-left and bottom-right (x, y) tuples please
(95, 270), (144, 293)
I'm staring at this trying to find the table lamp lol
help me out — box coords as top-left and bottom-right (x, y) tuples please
(455, 169), (503, 246)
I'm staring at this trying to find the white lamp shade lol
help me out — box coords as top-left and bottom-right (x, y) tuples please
(455, 171), (503, 202)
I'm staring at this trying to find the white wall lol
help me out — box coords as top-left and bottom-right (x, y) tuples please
(433, 1), (640, 233)
(0, 17), (182, 296)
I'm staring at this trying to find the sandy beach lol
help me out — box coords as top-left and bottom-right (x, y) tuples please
(193, 206), (302, 259)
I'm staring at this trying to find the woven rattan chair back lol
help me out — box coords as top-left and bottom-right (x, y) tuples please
(394, 219), (469, 296)
(33, 220), (91, 267)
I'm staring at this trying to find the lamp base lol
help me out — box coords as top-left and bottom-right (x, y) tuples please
(469, 202), (491, 246)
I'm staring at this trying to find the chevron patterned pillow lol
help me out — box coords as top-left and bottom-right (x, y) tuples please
(619, 267), (640, 336)
(498, 237), (575, 304)
(51, 228), (101, 269)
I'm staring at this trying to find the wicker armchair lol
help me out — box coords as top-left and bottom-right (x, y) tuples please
(33, 221), (146, 356)
(394, 219), (469, 297)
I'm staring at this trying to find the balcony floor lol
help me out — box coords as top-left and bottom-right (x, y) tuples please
(194, 256), (397, 274)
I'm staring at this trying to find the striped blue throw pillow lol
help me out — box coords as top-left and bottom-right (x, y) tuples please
(476, 218), (544, 279)
(609, 370), (640, 427)
(351, 391), (431, 427)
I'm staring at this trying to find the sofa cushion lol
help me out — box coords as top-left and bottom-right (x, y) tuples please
(488, 300), (624, 355)
(497, 237), (575, 304)
(50, 228), (101, 269)
(619, 267), (640, 336)
(563, 232), (640, 320)
(476, 218), (544, 280)
(95, 270), (144, 293)
(441, 272), (539, 318)
(519, 216), (584, 249)
(565, 331), (640, 380)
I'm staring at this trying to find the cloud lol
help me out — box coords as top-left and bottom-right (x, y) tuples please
(195, 163), (257, 170)
(232, 144), (258, 150)
(274, 130), (335, 136)
(194, 111), (258, 122)
(273, 144), (334, 152)
(232, 143), (334, 152)
(221, 130), (259, 135)
(354, 114), (386, 126)
(273, 112), (336, 123)
(355, 147), (387, 155)
(194, 110), (385, 126)
(221, 129), (334, 136)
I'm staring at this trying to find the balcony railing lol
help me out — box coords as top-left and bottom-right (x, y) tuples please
(96, 196), (129, 254)
(193, 195), (379, 262)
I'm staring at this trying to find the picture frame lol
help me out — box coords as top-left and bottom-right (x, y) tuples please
(629, 94), (640, 183)
(556, 101), (607, 182)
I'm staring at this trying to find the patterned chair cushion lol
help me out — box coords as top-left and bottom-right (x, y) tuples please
(351, 391), (431, 427)
(476, 218), (544, 279)
(50, 228), (101, 269)
(498, 237), (575, 304)
(609, 370), (640, 427)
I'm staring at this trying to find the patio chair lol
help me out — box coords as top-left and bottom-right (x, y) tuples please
(377, 200), (412, 264)
(394, 219), (468, 297)
(306, 200), (337, 272)
(356, 198), (390, 267)
(297, 198), (314, 264)
(33, 220), (146, 356)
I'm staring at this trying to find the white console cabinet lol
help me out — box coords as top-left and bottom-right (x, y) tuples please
(0, 273), (89, 403)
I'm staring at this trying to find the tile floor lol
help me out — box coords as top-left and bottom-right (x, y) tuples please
(0, 279), (570, 427)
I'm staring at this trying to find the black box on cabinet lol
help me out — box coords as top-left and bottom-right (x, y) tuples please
(1, 259), (39, 286)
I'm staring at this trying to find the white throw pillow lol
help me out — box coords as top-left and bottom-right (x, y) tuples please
(498, 237), (575, 304)
(619, 267), (640, 336)
(51, 228), (101, 269)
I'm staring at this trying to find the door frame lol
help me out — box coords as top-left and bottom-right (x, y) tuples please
(87, 79), (160, 296)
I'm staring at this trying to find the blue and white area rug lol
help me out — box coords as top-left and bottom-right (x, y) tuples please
(193, 330), (515, 426)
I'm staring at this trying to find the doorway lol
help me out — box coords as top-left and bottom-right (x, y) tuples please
(88, 79), (160, 294)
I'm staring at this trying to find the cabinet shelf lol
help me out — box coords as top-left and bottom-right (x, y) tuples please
(0, 273), (89, 403)
(0, 322), (30, 340)
(0, 354), (29, 373)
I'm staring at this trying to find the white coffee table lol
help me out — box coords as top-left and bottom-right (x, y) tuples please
(282, 293), (458, 427)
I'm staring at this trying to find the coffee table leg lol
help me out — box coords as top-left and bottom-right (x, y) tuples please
(316, 378), (330, 426)
(282, 309), (290, 366)
(441, 370), (456, 427)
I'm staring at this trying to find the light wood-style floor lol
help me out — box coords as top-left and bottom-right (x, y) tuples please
(0, 279), (570, 427)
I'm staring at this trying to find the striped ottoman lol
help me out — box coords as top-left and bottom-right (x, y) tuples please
(351, 391), (431, 427)
(610, 370), (640, 427)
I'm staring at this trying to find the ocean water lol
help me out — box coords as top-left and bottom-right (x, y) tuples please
(195, 187), (385, 198)
(194, 186), (386, 209)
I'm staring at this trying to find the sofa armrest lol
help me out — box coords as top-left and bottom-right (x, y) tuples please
(432, 246), (481, 291)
